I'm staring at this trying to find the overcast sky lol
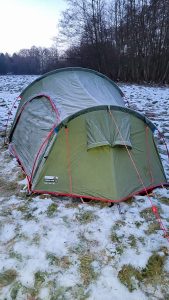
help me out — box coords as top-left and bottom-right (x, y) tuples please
(0, 0), (67, 54)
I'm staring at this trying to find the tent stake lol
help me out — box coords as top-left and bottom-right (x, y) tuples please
(117, 203), (123, 214)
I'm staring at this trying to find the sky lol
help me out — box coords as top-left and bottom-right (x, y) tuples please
(0, 0), (67, 54)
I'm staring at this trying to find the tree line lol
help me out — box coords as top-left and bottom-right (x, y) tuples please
(0, 0), (168, 83)
(0, 46), (59, 75)
(59, 0), (169, 83)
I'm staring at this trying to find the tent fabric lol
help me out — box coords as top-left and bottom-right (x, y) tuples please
(11, 96), (56, 176)
(9, 67), (168, 202)
(86, 110), (132, 150)
(11, 68), (125, 134)
(32, 108), (167, 201)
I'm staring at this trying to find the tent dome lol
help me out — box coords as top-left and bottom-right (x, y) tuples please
(9, 68), (168, 202)
(11, 67), (125, 130)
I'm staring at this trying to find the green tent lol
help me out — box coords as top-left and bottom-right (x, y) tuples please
(9, 68), (168, 202)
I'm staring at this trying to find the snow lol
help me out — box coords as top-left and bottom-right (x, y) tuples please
(0, 224), (16, 243)
(19, 220), (40, 236)
(57, 269), (80, 287)
(90, 266), (147, 300)
(0, 75), (37, 132)
(165, 257), (169, 273)
(154, 187), (169, 198)
(19, 258), (49, 287)
(119, 249), (152, 269)
(39, 287), (50, 299)
(0, 76), (169, 299)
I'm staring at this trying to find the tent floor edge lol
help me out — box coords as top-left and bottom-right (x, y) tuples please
(31, 183), (169, 203)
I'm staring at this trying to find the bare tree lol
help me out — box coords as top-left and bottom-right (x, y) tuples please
(58, 0), (169, 83)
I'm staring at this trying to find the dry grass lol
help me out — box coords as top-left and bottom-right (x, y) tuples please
(76, 210), (97, 224)
(0, 177), (19, 197)
(0, 269), (17, 288)
(46, 203), (58, 217)
(47, 253), (72, 269)
(118, 265), (142, 292)
(79, 253), (98, 286)
(145, 222), (161, 235)
(118, 252), (168, 292)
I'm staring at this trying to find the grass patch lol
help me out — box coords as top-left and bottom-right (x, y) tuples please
(160, 246), (169, 256)
(9, 250), (22, 261)
(110, 227), (125, 254)
(10, 281), (22, 299)
(34, 271), (47, 288)
(0, 178), (18, 196)
(79, 254), (98, 286)
(111, 232), (120, 243)
(24, 287), (37, 298)
(17, 203), (37, 221)
(76, 210), (96, 224)
(116, 245), (124, 255)
(47, 253), (72, 269)
(159, 197), (169, 205)
(138, 236), (146, 245)
(0, 269), (17, 288)
(112, 220), (125, 230)
(118, 265), (142, 292)
(0, 207), (13, 217)
(118, 253), (167, 291)
(97, 249), (113, 265)
(59, 256), (72, 269)
(32, 234), (41, 245)
(128, 235), (137, 248)
(17, 204), (29, 213)
(50, 286), (68, 300)
(140, 207), (156, 221)
(23, 213), (35, 221)
(135, 221), (142, 228)
(71, 284), (90, 300)
(47, 203), (58, 217)
(145, 222), (160, 235)
(141, 253), (165, 284)
(70, 232), (91, 255)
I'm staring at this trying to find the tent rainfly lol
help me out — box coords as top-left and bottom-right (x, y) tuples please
(9, 68), (168, 202)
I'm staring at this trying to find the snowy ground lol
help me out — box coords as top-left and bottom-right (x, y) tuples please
(0, 75), (169, 300)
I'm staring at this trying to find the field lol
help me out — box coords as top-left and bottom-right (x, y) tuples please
(0, 75), (169, 300)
